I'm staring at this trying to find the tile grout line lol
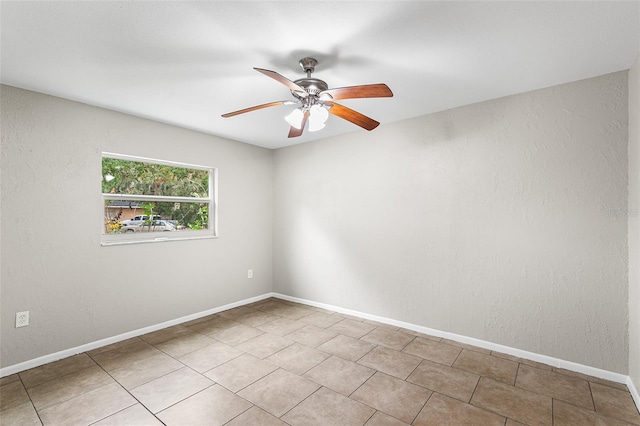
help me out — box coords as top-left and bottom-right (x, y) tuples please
(411, 389), (435, 424)
(450, 347), (465, 368)
(17, 373), (46, 426)
(514, 362), (521, 387)
(463, 379), (515, 423)
(353, 342), (379, 364)
(151, 383), (220, 420)
(277, 384), (323, 421)
(86, 351), (164, 425)
(361, 409), (376, 426)
(467, 368), (483, 407)
(587, 381), (597, 415)
(401, 349), (423, 382)
(219, 404), (264, 426)
(347, 368), (377, 399)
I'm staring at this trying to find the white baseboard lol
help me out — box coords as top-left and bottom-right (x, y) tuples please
(1, 290), (635, 410)
(629, 376), (640, 413)
(274, 293), (631, 386)
(0, 293), (275, 377)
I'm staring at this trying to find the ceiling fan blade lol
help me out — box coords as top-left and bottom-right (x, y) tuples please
(325, 102), (380, 131)
(319, 83), (393, 100)
(254, 68), (308, 97)
(221, 100), (293, 118)
(288, 110), (309, 138)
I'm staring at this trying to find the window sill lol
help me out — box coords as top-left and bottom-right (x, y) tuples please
(101, 234), (217, 247)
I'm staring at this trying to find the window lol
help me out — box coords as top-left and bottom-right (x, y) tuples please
(101, 153), (217, 245)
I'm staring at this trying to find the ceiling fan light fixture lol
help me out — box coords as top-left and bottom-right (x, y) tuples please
(285, 108), (304, 129)
(222, 57), (393, 138)
(308, 117), (325, 132)
(308, 104), (329, 132)
(312, 104), (329, 121)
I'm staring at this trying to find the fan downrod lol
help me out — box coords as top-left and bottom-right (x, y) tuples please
(299, 57), (318, 76)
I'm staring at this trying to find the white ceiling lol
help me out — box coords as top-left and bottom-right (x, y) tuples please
(1, 1), (639, 149)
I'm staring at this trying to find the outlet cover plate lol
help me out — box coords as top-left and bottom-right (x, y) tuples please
(16, 311), (29, 328)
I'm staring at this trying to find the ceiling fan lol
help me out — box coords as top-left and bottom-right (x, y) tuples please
(221, 57), (393, 138)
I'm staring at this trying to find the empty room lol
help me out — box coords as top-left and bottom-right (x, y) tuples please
(1, 1), (639, 425)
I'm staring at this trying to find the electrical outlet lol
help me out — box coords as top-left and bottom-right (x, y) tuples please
(16, 311), (29, 328)
(248, 269), (253, 279)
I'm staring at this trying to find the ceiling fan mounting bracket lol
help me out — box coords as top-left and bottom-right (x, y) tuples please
(299, 57), (318, 75)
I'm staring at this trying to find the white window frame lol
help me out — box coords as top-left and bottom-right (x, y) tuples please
(101, 152), (218, 246)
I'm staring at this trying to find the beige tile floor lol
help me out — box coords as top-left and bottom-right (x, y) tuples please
(1, 298), (639, 425)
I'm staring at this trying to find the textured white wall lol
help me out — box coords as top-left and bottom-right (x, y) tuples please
(0, 86), (273, 367)
(273, 72), (629, 373)
(629, 55), (640, 389)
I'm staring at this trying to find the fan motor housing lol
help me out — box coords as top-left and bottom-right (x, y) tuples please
(292, 78), (328, 98)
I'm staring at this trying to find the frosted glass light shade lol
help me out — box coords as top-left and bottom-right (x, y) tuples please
(308, 117), (325, 132)
(285, 108), (304, 129)
(308, 105), (329, 132)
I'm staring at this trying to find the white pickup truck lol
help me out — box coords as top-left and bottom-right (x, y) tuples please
(120, 215), (161, 226)
(120, 218), (175, 233)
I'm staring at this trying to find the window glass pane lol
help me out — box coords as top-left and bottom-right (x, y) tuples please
(102, 157), (209, 197)
(104, 200), (210, 234)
